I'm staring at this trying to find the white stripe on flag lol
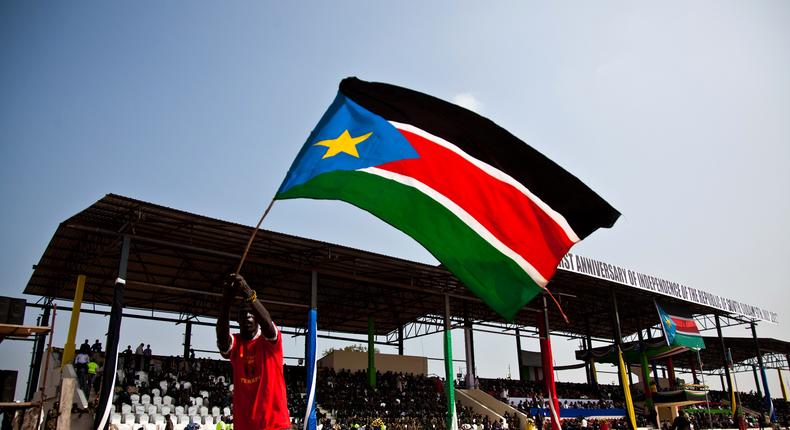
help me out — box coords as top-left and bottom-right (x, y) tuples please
(390, 121), (581, 244)
(361, 167), (548, 287)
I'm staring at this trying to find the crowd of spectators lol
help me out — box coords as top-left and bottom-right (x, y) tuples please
(478, 378), (624, 411)
(457, 403), (520, 430)
(316, 369), (449, 430)
(96, 351), (790, 430)
(110, 352), (309, 427)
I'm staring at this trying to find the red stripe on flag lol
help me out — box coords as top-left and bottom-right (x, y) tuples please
(378, 128), (574, 280)
(671, 317), (700, 334)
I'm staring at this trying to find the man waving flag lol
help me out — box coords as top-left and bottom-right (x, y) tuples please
(277, 77), (620, 320)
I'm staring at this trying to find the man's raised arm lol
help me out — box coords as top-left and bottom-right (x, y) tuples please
(215, 276), (235, 356)
(229, 273), (277, 340)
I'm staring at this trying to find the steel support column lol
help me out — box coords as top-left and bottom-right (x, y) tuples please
(183, 321), (192, 361)
(368, 315), (376, 387)
(612, 291), (637, 430)
(715, 314), (735, 415)
(516, 327), (525, 382)
(25, 305), (50, 401)
(750, 322), (774, 421)
(646, 324), (661, 390)
(398, 325), (404, 356)
(463, 317), (476, 389)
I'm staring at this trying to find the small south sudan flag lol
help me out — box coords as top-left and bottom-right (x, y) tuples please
(656, 302), (705, 349)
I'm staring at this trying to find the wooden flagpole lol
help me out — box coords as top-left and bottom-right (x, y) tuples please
(235, 199), (276, 274)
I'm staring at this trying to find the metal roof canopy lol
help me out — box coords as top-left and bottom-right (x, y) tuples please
(23, 194), (758, 342)
(575, 336), (790, 372)
(674, 336), (790, 372)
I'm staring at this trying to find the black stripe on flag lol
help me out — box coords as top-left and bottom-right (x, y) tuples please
(339, 77), (620, 239)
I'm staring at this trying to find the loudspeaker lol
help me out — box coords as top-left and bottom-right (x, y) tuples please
(0, 296), (26, 325)
(0, 370), (17, 402)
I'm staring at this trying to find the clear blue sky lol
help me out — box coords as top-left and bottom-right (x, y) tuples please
(2, 1), (789, 400)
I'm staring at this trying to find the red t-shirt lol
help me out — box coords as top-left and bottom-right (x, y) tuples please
(223, 323), (290, 430)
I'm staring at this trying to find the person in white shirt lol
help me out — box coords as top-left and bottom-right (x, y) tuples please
(75, 351), (90, 390)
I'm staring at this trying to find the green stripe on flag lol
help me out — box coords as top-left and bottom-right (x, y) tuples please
(276, 170), (542, 320)
(673, 333), (705, 349)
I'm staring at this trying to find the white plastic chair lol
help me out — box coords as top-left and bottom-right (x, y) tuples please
(123, 413), (136, 424)
(199, 406), (208, 417)
(153, 415), (165, 425)
(199, 390), (209, 399)
(194, 397), (203, 407)
(178, 415), (190, 424)
(135, 405), (146, 415)
(222, 407), (230, 417)
(161, 405), (171, 416)
(121, 404), (132, 414)
(151, 388), (160, 397)
(110, 413), (122, 425)
(141, 394), (151, 405)
(204, 415), (214, 426)
(187, 406), (197, 416)
(130, 394), (140, 404)
(163, 395), (173, 405)
(211, 406), (220, 417)
(153, 396), (162, 406)
(138, 414), (150, 425)
(175, 406), (184, 415)
(147, 404), (157, 416)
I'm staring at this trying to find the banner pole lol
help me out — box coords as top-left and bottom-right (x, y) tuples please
(696, 350), (714, 430)
(61, 275), (86, 368)
(612, 291), (636, 430)
(541, 295), (561, 430)
(444, 294), (458, 430)
(93, 235), (130, 430)
(303, 271), (318, 430)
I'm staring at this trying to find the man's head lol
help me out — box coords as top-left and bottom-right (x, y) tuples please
(237, 303), (258, 339)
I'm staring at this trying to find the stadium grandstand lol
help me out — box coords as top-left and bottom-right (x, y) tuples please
(2, 194), (788, 429)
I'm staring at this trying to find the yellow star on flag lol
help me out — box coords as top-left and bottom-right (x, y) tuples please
(313, 130), (373, 159)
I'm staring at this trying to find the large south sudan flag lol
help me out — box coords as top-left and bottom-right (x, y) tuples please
(277, 78), (620, 320)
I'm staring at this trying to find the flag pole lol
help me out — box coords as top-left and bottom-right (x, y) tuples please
(235, 199), (276, 274)
(696, 350), (714, 430)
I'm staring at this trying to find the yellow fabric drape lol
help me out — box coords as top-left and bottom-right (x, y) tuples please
(618, 346), (638, 430)
(729, 373), (738, 418)
(62, 274), (86, 367)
